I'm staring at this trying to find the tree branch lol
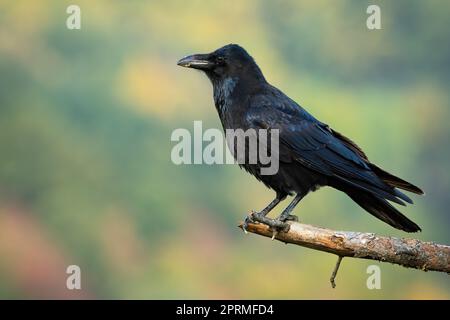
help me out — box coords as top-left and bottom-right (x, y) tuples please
(329, 256), (343, 288)
(238, 221), (450, 275)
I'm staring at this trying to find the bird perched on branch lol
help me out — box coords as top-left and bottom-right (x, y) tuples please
(177, 44), (424, 233)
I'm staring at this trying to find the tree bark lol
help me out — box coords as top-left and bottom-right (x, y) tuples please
(239, 221), (450, 274)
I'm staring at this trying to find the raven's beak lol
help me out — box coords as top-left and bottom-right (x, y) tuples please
(177, 54), (213, 70)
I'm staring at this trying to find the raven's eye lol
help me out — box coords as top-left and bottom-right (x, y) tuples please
(216, 56), (226, 65)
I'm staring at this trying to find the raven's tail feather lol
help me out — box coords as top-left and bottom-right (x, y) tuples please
(369, 163), (424, 195)
(347, 191), (421, 232)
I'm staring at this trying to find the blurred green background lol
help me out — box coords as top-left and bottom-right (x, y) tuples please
(0, 0), (449, 299)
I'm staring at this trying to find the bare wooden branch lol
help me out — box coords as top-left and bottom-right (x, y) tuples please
(330, 256), (343, 288)
(239, 221), (450, 274)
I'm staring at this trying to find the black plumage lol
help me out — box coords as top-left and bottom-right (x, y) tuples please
(178, 44), (424, 232)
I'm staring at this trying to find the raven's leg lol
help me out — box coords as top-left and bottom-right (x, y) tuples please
(275, 192), (305, 222)
(259, 193), (305, 239)
(245, 193), (305, 238)
(243, 192), (286, 232)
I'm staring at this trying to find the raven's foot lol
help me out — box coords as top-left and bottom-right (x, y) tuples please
(269, 214), (298, 239)
(242, 211), (290, 237)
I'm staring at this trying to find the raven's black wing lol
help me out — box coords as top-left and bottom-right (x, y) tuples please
(245, 96), (412, 205)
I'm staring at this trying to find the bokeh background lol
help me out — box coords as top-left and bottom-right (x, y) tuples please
(0, 0), (449, 299)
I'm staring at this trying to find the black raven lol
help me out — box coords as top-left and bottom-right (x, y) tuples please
(177, 44), (424, 232)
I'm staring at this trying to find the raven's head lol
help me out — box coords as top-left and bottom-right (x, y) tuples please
(177, 44), (265, 84)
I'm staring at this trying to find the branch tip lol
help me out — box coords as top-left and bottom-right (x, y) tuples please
(330, 256), (343, 289)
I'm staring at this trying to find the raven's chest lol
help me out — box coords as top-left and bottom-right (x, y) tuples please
(213, 77), (248, 127)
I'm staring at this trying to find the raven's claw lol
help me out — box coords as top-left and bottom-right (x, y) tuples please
(242, 211), (257, 233)
(271, 229), (278, 240)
